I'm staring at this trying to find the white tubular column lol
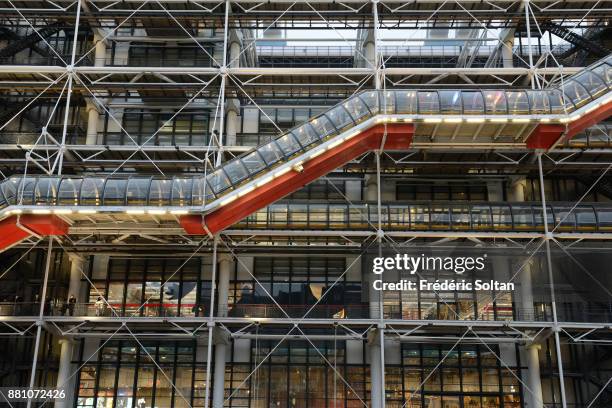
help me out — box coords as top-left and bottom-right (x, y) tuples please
(363, 29), (376, 69)
(365, 174), (378, 202)
(217, 254), (232, 318)
(212, 254), (232, 408)
(55, 339), (75, 408)
(510, 177), (543, 408)
(368, 329), (383, 408)
(502, 36), (515, 68)
(225, 99), (239, 147)
(525, 344), (544, 408)
(225, 30), (241, 147)
(94, 33), (106, 67)
(68, 254), (83, 301)
(55, 255), (82, 407)
(228, 30), (241, 69)
(85, 102), (99, 145)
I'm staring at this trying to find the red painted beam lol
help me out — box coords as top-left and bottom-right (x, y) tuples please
(566, 102), (612, 140)
(181, 123), (414, 235)
(0, 214), (69, 252)
(526, 124), (566, 149)
(0, 216), (30, 251)
(525, 101), (612, 149)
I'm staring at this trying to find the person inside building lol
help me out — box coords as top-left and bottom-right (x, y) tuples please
(95, 296), (106, 317)
(66, 294), (76, 316)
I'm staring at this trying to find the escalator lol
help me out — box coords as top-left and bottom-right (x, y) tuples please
(0, 55), (610, 246)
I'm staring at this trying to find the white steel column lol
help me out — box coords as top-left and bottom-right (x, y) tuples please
(27, 238), (53, 408)
(225, 99), (239, 147)
(204, 237), (219, 408)
(523, 0), (536, 89)
(226, 30), (241, 146)
(85, 103), (99, 145)
(57, 0), (81, 175)
(525, 344), (544, 408)
(208, 5), (231, 403)
(510, 177), (543, 407)
(365, 175), (378, 201)
(55, 339), (75, 408)
(94, 33), (106, 67)
(502, 34), (515, 68)
(85, 28), (105, 144)
(537, 153), (567, 408)
(54, 254), (83, 408)
(68, 255), (83, 300)
(213, 254), (232, 408)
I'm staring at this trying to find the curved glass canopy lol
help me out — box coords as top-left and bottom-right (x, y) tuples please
(0, 56), (611, 211)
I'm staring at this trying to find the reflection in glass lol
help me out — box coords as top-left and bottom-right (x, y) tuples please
(483, 91), (507, 114)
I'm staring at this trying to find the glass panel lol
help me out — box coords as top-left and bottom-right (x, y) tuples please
(359, 91), (379, 113)
(257, 141), (284, 166)
(80, 178), (105, 206)
(206, 169), (231, 195)
(527, 90), (550, 114)
(241, 150), (267, 175)
(383, 91), (396, 114)
(470, 205), (492, 229)
(171, 178), (193, 206)
(418, 91), (440, 114)
(561, 79), (592, 107)
(450, 206), (470, 229)
(511, 205), (534, 229)
(575, 206), (596, 229)
(491, 205), (512, 228)
(149, 179), (172, 205)
(58, 178), (82, 205)
(411, 204), (430, 229)
(483, 91), (507, 114)
(0, 177), (19, 205)
(309, 115), (337, 138)
(395, 91), (417, 114)
(431, 206), (450, 227)
(192, 178), (212, 205)
(102, 179), (127, 205)
(343, 95), (371, 121)
(439, 90), (462, 114)
(533, 205), (554, 229)
(461, 91), (485, 114)
(596, 207), (612, 229)
(547, 90), (569, 114)
(505, 91), (529, 114)
(34, 177), (59, 205)
(292, 124), (320, 148)
(126, 177), (151, 206)
(223, 160), (249, 185)
(574, 70), (608, 98)
(18, 177), (36, 205)
(553, 207), (576, 229)
(275, 133), (303, 157)
(591, 62), (612, 86)
(326, 105), (355, 131)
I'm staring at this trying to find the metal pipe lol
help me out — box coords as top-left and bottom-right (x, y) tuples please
(27, 238), (54, 408)
(537, 153), (568, 408)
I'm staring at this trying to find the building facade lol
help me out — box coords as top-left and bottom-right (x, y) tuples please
(0, 1), (611, 407)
